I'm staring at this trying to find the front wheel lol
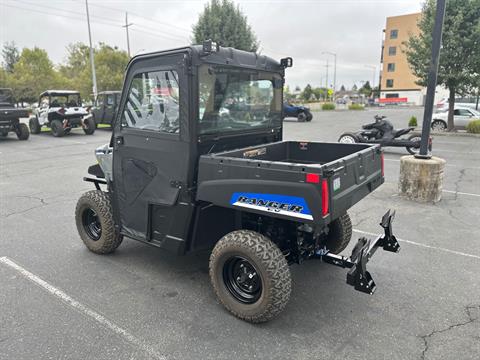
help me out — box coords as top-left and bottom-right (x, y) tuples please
(338, 133), (358, 143)
(305, 111), (313, 122)
(16, 123), (30, 140)
(209, 230), (292, 323)
(83, 116), (96, 135)
(29, 117), (41, 134)
(405, 134), (431, 155)
(297, 112), (307, 122)
(75, 190), (123, 254)
(0, 130), (8, 137)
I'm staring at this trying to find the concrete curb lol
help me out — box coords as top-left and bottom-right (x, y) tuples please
(424, 130), (480, 138)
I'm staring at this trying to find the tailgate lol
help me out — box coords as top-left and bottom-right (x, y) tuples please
(324, 145), (383, 219)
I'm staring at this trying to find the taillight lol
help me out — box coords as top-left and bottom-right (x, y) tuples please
(306, 173), (320, 183)
(321, 179), (329, 217)
(381, 153), (384, 177)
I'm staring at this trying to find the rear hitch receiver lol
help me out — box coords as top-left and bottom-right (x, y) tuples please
(316, 209), (400, 295)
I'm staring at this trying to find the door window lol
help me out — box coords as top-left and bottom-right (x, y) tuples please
(106, 94), (115, 106)
(121, 70), (180, 133)
(454, 109), (471, 116)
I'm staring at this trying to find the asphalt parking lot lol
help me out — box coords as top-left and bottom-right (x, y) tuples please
(1, 107), (479, 360)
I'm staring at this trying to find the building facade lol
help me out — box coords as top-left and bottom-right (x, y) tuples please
(379, 13), (424, 105)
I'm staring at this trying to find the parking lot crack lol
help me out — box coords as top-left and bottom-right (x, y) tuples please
(419, 305), (480, 360)
(2, 195), (48, 218)
(452, 168), (466, 200)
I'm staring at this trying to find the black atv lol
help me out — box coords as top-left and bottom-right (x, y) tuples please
(338, 115), (431, 155)
(0, 88), (30, 141)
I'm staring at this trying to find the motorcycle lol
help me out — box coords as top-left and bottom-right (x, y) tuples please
(338, 115), (431, 155)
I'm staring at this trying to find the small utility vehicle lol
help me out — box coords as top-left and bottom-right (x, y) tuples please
(283, 102), (313, 122)
(29, 90), (95, 137)
(338, 114), (431, 155)
(0, 88), (30, 140)
(75, 41), (400, 323)
(87, 91), (121, 127)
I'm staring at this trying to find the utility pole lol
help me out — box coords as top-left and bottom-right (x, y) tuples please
(325, 59), (329, 102)
(365, 65), (376, 88)
(322, 52), (337, 101)
(123, 12), (133, 57)
(85, 0), (97, 98)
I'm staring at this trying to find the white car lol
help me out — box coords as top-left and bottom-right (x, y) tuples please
(29, 90), (94, 137)
(436, 97), (479, 111)
(431, 106), (480, 131)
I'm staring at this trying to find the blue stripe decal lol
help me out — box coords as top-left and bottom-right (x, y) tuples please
(230, 192), (313, 220)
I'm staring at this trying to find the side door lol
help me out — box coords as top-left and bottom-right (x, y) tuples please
(104, 94), (115, 124)
(112, 54), (191, 245)
(454, 108), (471, 128)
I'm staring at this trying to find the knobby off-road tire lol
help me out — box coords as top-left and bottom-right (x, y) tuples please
(75, 190), (123, 254)
(16, 123), (30, 140)
(83, 116), (96, 135)
(51, 120), (65, 137)
(209, 230), (292, 323)
(324, 212), (352, 254)
(29, 117), (41, 134)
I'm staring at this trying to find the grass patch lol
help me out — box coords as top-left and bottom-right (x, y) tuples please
(322, 103), (335, 110)
(466, 119), (480, 133)
(348, 104), (364, 110)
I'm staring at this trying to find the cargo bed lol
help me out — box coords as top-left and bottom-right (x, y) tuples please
(197, 141), (384, 225)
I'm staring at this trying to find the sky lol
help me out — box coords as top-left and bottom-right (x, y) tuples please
(0, 0), (422, 90)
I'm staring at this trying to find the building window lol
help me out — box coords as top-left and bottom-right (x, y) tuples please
(386, 93), (399, 98)
(390, 29), (398, 39)
(386, 79), (394, 88)
(388, 46), (396, 56)
(387, 63), (395, 72)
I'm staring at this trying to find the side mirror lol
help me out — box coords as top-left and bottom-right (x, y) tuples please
(280, 57), (293, 68)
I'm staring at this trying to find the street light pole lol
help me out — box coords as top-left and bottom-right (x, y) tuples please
(416, 0), (446, 158)
(85, 0), (97, 98)
(325, 59), (329, 101)
(123, 12), (133, 57)
(322, 52), (337, 101)
(364, 65), (376, 88)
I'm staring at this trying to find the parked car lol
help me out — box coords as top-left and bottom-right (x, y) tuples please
(0, 88), (30, 140)
(88, 91), (121, 127)
(283, 102), (312, 121)
(431, 106), (480, 131)
(74, 42), (400, 323)
(436, 97), (479, 111)
(29, 90), (95, 137)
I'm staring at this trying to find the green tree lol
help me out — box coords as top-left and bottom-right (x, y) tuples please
(301, 84), (313, 101)
(405, 0), (480, 130)
(358, 81), (372, 96)
(352, 84), (358, 92)
(59, 42), (129, 99)
(340, 84), (346, 92)
(192, 0), (258, 52)
(9, 47), (65, 104)
(2, 42), (20, 73)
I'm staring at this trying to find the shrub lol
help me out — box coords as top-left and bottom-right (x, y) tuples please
(322, 103), (335, 110)
(466, 119), (480, 134)
(408, 116), (417, 127)
(348, 104), (364, 110)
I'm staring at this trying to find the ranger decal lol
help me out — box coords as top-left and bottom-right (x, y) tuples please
(230, 193), (313, 220)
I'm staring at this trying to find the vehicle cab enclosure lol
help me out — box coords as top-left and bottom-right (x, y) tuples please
(91, 91), (121, 125)
(0, 88), (30, 140)
(104, 44), (383, 259)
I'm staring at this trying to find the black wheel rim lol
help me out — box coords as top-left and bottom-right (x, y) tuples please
(223, 256), (262, 304)
(82, 208), (102, 241)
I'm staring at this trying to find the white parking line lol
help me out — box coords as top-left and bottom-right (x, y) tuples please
(353, 229), (480, 260)
(382, 180), (480, 198)
(384, 158), (480, 169)
(0, 256), (166, 360)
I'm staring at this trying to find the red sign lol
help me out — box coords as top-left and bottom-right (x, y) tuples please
(378, 97), (408, 103)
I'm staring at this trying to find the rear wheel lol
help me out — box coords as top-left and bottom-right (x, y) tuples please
(209, 230), (291, 323)
(338, 133), (358, 144)
(75, 190), (123, 254)
(83, 116), (96, 135)
(29, 117), (41, 134)
(16, 123), (30, 140)
(405, 134), (430, 155)
(305, 111), (313, 122)
(324, 212), (352, 254)
(51, 120), (65, 137)
(297, 112), (307, 122)
(0, 130), (8, 137)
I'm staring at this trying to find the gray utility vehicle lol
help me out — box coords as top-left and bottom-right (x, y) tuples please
(29, 90), (95, 137)
(0, 88), (30, 140)
(75, 41), (400, 323)
(87, 91), (121, 127)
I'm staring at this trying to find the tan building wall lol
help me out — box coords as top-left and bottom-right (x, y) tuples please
(381, 13), (421, 92)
